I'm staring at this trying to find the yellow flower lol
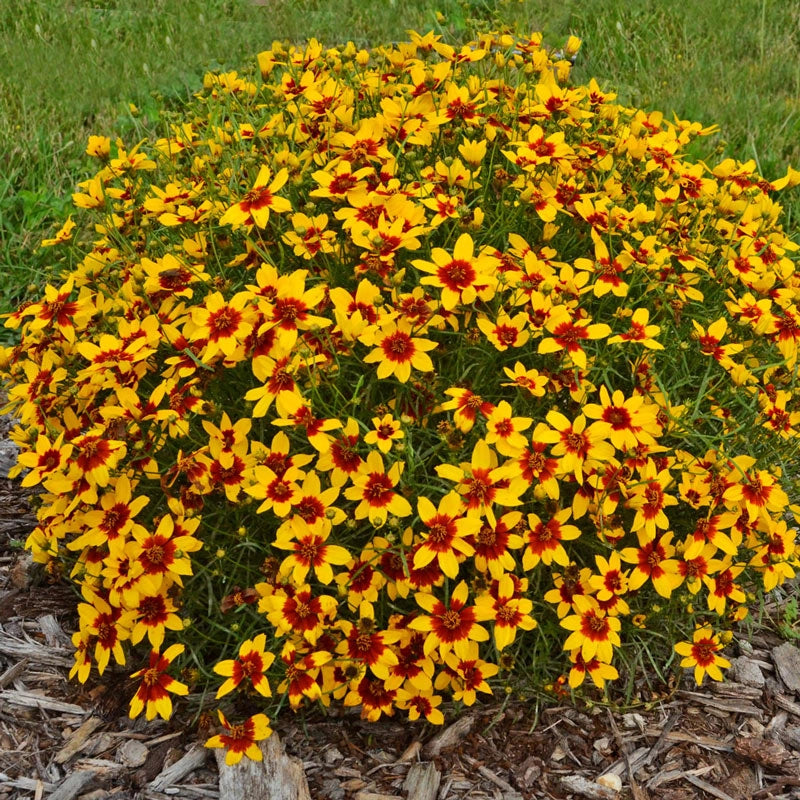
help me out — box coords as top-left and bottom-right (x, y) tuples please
(219, 165), (291, 228)
(674, 627), (731, 685)
(205, 711), (272, 765)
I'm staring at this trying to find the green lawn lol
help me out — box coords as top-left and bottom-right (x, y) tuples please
(2, 0), (798, 324)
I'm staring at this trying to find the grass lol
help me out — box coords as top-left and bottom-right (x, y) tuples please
(1, 0), (799, 326)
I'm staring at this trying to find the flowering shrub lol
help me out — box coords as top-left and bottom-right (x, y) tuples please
(3, 29), (800, 753)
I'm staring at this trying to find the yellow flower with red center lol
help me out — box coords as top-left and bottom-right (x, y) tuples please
(246, 462), (304, 516)
(362, 319), (437, 383)
(413, 492), (479, 579)
(409, 580), (493, 659)
(130, 591), (183, 649)
(567, 648), (619, 689)
(574, 230), (630, 298)
(538, 307), (611, 369)
(470, 512), (525, 579)
(583, 386), (660, 451)
(748, 518), (798, 591)
(187, 290), (258, 361)
(436, 439), (527, 526)
(722, 456), (789, 523)
(412, 232), (498, 310)
(560, 596), (621, 664)
(336, 602), (401, 680)
(441, 387), (495, 432)
(484, 401), (532, 457)
(477, 311), (530, 351)
(220, 165), (291, 228)
(500, 362), (547, 396)
(674, 626), (731, 685)
(589, 552), (629, 601)
(129, 644), (189, 720)
(18, 277), (93, 343)
(133, 514), (202, 589)
(67, 474), (149, 552)
(214, 634), (276, 698)
(66, 429), (127, 489)
(277, 642), (332, 708)
(344, 675), (398, 722)
(282, 212), (336, 259)
(273, 390), (342, 454)
(364, 413), (404, 454)
(316, 418), (364, 487)
(607, 307), (664, 349)
(475, 574), (537, 650)
(77, 590), (136, 676)
(205, 711), (273, 765)
(202, 412), (252, 458)
(274, 517), (351, 585)
(692, 317), (743, 365)
(627, 463), (679, 538)
(522, 508), (582, 569)
(445, 641), (499, 706)
(261, 584), (338, 645)
(703, 560), (746, 614)
(345, 450), (412, 526)
(541, 411), (614, 485)
(396, 684), (445, 724)
(621, 531), (684, 598)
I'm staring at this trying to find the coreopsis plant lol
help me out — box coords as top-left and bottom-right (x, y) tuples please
(3, 28), (800, 748)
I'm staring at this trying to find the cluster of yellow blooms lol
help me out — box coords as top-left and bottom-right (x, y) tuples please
(3, 29), (800, 760)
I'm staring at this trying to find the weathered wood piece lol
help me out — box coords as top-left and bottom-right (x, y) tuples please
(55, 716), (103, 763)
(148, 744), (208, 792)
(424, 713), (475, 758)
(0, 688), (86, 715)
(0, 774), (56, 794)
(213, 732), (311, 800)
(0, 657), (28, 688)
(560, 774), (619, 799)
(0, 629), (73, 668)
(47, 770), (97, 800)
(403, 762), (440, 800)
(773, 642), (800, 693)
(38, 613), (71, 648)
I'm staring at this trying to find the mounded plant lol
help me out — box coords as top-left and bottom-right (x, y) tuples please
(3, 29), (800, 760)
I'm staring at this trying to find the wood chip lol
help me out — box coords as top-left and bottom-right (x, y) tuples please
(606, 710), (646, 800)
(38, 614), (71, 648)
(424, 713), (475, 758)
(0, 689), (86, 715)
(148, 744), (208, 792)
(772, 642), (800, 693)
(678, 690), (761, 716)
(397, 740), (421, 762)
(0, 632), (73, 668)
(730, 656), (766, 687)
(560, 774), (619, 799)
(47, 770), (97, 800)
(55, 717), (102, 764)
(214, 732), (310, 800)
(117, 739), (149, 768)
(403, 762), (440, 800)
(734, 736), (798, 771)
(773, 693), (800, 718)
(643, 728), (734, 752)
(683, 773), (738, 800)
(0, 774), (56, 794)
(0, 658), (28, 689)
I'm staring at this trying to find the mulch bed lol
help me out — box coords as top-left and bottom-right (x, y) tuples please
(2, 407), (800, 800)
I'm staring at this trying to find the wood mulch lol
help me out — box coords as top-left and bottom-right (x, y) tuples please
(2, 407), (800, 800)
